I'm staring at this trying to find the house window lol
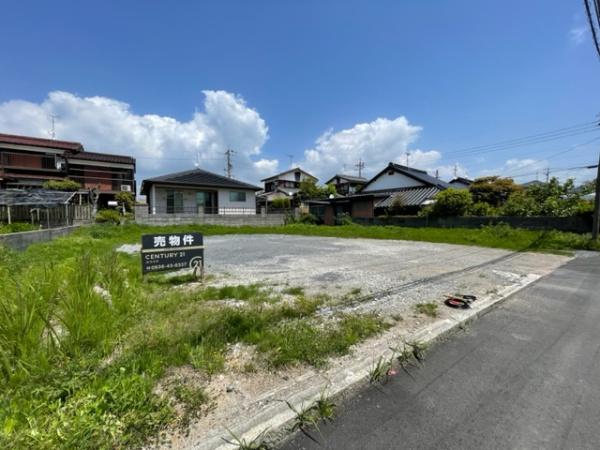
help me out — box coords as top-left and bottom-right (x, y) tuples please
(166, 190), (184, 213)
(229, 191), (246, 202)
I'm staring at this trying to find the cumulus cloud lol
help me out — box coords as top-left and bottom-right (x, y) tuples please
(0, 90), (270, 186)
(299, 116), (451, 181)
(298, 117), (470, 182)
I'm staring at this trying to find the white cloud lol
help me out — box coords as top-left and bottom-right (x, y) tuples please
(253, 158), (279, 175)
(569, 25), (588, 45)
(299, 116), (449, 180)
(0, 90), (270, 186)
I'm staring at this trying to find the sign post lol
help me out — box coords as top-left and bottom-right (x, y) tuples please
(141, 232), (204, 277)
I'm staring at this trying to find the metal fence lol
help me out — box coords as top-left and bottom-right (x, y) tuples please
(149, 206), (260, 215)
(0, 204), (93, 228)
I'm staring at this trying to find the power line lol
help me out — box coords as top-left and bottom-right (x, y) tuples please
(499, 136), (600, 178)
(441, 123), (599, 158)
(584, 0), (600, 59)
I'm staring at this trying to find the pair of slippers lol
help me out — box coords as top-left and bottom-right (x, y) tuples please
(444, 294), (477, 309)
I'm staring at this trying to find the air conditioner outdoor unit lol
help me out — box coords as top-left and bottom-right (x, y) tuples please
(120, 184), (132, 192)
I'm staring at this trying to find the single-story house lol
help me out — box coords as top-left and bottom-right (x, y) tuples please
(309, 162), (450, 224)
(141, 168), (261, 215)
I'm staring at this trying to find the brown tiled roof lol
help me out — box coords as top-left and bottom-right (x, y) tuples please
(0, 133), (83, 151)
(68, 151), (135, 165)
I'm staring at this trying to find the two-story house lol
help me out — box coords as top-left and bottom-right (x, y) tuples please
(257, 167), (318, 205)
(325, 174), (367, 195)
(0, 133), (136, 206)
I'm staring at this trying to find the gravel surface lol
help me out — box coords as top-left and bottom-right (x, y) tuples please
(156, 234), (570, 449)
(203, 234), (568, 315)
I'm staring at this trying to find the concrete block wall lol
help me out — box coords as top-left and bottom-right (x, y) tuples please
(0, 225), (81, 251)
(134, 211), (285, 227)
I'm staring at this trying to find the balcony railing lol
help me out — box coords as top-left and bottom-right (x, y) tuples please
(0, 152), (57, 170)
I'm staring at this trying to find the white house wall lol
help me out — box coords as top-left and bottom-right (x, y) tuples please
(363, 171), (424, 191)
(151, 185), (256, 215)
(217, 189), (257, 213)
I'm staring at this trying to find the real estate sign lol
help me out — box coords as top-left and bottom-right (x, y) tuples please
(141, 232), (204, 274)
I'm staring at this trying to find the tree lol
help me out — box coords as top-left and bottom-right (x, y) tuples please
(298, 179), (336, 199)
(579, 178), (597, 195)
(115, 191), (134, 212)
(271, 197), (291, 209)
(500, 177), (590, 217)
(428, 188), (473, 217)
(43, 178), (81, 191)
(468, 201), (496, 216)
(469, 176), (521, 207)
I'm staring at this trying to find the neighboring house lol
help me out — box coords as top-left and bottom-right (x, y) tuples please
(309, 162), (449, 224)
(448, 177), (473, 190)
(257, 167), (317, 204)
(0, 133), (136, 206)
(325, 174), (367, 195)
(141, 168), (261, 215)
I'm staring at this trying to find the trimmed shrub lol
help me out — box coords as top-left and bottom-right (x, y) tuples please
(42, 179), (81, 191)
(428, 189), (473, 217)
(95, 209), (121, 224)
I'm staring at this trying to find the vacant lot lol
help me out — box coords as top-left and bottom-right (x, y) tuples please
(205, 234), (567, 315)
(0, 224), (580, 449)
(168, 234), (569, 449)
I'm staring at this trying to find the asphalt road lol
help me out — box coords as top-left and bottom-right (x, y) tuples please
(280, 252), (600, 450)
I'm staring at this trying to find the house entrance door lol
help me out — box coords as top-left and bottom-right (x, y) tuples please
(196, 191), (217, 214)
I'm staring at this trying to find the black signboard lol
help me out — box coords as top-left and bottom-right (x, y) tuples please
(141, 232), (204, 274)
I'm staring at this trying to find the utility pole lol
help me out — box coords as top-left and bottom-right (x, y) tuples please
(453, 163), (458, 178)
(435, 169), (439, 179)
(545, 167), (550, 183)
(406, 151), (411, 168)
(592, 153), (600, 240)
(355, 158), (365, 178)
(224, 148), (235, 178)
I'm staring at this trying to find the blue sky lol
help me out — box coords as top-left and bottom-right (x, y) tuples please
(0, 0), (598, 187)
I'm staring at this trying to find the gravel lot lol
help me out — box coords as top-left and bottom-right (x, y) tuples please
(204, 234), (568, 315)
(163, 235), (571, 449)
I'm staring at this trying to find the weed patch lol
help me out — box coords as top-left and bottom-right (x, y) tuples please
(415, 302), (439, 317)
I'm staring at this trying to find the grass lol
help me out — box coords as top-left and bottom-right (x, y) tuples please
(0, 222), (38, 234)
(415, 302), (439, 317)
(0, 221), (596, 448)
(282, 286), (305, 296)
(368, 355), (394, 384)
(0, 227), (388, 449)
(223, 428), (271, 450)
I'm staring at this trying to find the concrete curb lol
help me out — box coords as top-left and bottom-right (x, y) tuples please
(190, 271), (552, 450)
